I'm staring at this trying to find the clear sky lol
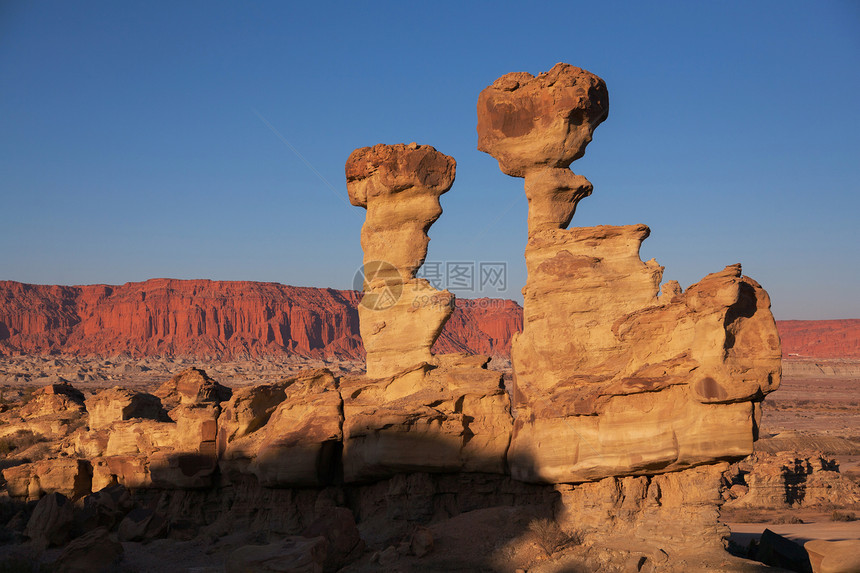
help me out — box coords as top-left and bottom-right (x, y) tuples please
(1, 1), (858, 319)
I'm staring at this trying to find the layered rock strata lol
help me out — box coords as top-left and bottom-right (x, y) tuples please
(477, 63), (782, 483)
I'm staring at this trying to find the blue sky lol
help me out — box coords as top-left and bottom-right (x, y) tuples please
(1, 1), (858, 319)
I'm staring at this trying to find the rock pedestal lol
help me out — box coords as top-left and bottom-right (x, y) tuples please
(344, 143), (513, 480)
(346, 143), (456, 379)
(477, 63), (782, 483)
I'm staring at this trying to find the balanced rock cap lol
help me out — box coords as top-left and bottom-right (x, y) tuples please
(477, 63), (609, 178)
(345, 142), (456, 207)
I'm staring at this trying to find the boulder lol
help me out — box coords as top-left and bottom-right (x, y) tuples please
(24, 491), (74, 548)
(85, 387), (167, 430)
(249, 369), (342, 487)
(154, 367), (232, 409)
(805, 539), (860, 573)
(302, 507), (364, 571)
(51, 527), (123, 573)
(227, 536), (328, 573)
(117, 507), (168, 542)
(753, 528), (813, 571)
(219, 369), (343, 487)
(477, 62), (608, 178)
(74, 484), (134, 532)
(18, 382), (85, 418)
(217, 380), (291, 453)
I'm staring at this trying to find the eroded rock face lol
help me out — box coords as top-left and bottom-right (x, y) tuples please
(3, 459), (92, 501)
(478, 64), (781, 483)
(346, 143), (457, 378)
(341, 355), (511, 482)
(555, 464), (731, 554)
(219, 369), (343, 487)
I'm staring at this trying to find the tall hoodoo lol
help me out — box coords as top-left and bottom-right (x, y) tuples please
(477, 63), (782, 483)
(345, 142), (456, 378)
(342, 143), (512, 482)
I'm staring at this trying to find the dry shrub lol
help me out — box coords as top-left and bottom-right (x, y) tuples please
(773, 514), (804, 524)
(528, 518), (578, 557)
(0, 430), (45, 458)
(17, 387), (38, 407)
(830, 510), (857, 522)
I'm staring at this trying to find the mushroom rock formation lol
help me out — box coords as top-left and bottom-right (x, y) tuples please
(477, 64), (782, 483)
(343, 144), (512, 479)
(477, 63), (605, 235)
(346, 142), (456, 281)
(345, 142), (456, 378)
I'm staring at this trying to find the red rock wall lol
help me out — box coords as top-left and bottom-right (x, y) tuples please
(777, 319), (860, 359)
(1, 280), (855, 360)
(0, 280), (521, 360)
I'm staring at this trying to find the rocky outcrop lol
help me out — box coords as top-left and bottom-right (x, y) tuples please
(478, 63), (782, 483)
(342, 141), (516, 480)
(18, 382), (85, 418)
(221, 369), (343, 487)
(85, 387), (166, 430)
(2, 458), (92, 501)
(0, 63), (798, 573)
(346, 143), (456, 282)
(723, 451), (860, 508)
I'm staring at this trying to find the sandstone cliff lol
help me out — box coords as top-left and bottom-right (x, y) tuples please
(0, 280), (521, 360)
